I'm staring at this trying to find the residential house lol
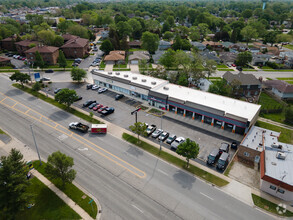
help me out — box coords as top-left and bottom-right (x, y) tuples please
(152, 50), (165, 64)
(25, 45), (59, 65)
(61, 37), (89, 59)
(197, 78), (212, 91)
(100, 30), (109, 40)
(223, 71), (262, 97)
(249, 47), (260, 54)
(62, 34), (78, 43)
(252, 54), (272, 66)
(221, 41), (233, 50)
(128, 40), (142, 49)
(219, 52), (237, 65)
(104, 51), (125, 64)
(190, 42), (206, 51)
(202, 41), (223, 51)
(14, 40), (39, 56)
(263, 80), (293, 100)
(200, 51), (221, 64)
(128, 51), (149, 64)
(158, 40), (172, 50)
(230, 43), (247, 52)
(0, 56), (11, 66)
(0, 36), (16, 51)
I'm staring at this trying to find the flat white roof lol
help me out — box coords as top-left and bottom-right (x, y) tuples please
(153, 83), (261, 121)
(92, 70), (168, 89)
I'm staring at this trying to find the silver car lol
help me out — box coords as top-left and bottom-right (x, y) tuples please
(171, 137), (185, 150)
(152, 129), (163, 139)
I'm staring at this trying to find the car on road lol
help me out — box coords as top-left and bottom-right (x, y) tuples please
(98, 106), (108, 113)
(227, 64), (231, 67)
(92, 48), (98, 52)
(92, 85), (100, 90)
(93, 104), (103, 111)
(72, 63), (79, 67)
(171, 137), (185, 150)
(166, 134), (176, 144)
(146, 124), (156, 136)
(98, 87), (107, 93)
(115, 94), (125, 100)
(231, 64), (236, 67)
(54, 88), (62, 94)
(74, 96), (82, 102)
(219, 143), (230, 155)
(101, 107), (115, 116)
(88, 102), (97, 109)
(83, 100), (96, 107)
(40, 77), (51, 81)
(91, 62), (99, 67)
(86, 84), (93, 90)
(158, 131), (169, 141)
(207, 149), (220, 165)
(152, 129), (163, 139)
(231, 142), (238, 150)
(45, 69), (54, 73)
(216, 152), (229, 170)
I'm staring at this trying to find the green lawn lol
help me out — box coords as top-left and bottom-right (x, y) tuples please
(112, 68), (131, 71)
(258, 92), (284, 111)
(113, 63), (127, 68)
(276, 77), (293, 80)
(0, 66), (13, 69)
(252, 194), (293, 217)
(217, 68), (234, 71)
(129, 48), (147, 52)
(255, 121), (293, 144)
(46, 60), (74, 69)
(283, 45), (293, 50)
(148, 108), (164, 115)
(122, 133), (229, 187)
(33, 161), (98, 218)
(287, 80), (293, 84)
(216, 64), (227, 68)
(99, 61), (105, 69)
(0, 128), (7, 134)
(263, 69), (293, 72)
(261, 66), (274, 70)
(17, 177), (81, 220)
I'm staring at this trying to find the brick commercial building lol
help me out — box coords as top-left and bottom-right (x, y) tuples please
(15, 40), (39, 56)
(0, 56), (11, 66)
(0, 36), (16, 51)
(25, 45), (59, 65)
(61, 37), (89, 59)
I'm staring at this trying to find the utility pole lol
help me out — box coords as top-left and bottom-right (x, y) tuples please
(30, 124), (42, 165)
(159, 114), (163, 151)
(131, 108), (141, 124)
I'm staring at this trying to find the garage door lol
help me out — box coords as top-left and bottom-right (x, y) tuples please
(131, 60), (139, 64)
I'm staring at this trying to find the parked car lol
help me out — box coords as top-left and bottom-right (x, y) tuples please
(88, 102), (97, 109)
(74, 96), (82, 102)
(72, 63), (79, 67)
(91, 62), (99, 67)
(92, 48), (98, 52)
(98, 87), (107, 93)
(115, 94), (124, 100)
(166, 134), (176, 144)
(86, 84), (93, 90)
(98, 106), (108, 113)
(74, 58), (82, 64)
(83, 100), (96, 107)
(171, 137), (185, 150)
(158, 131), (169, 141)
(231, 64), (236, 67)
(93, 104), (103, 111)
(217, 152), (229, 170)
(45, 69), (54, 73)
(54, 88), (62, 94)
(92, 85), (100, 90)
(7, 53), (13, 57)
(227, 64), (231, 67)
(231, 142), (238, 150)
(40, 77), (51, 81)
(146, 124), (156, 136)
(152, 129), (163, 139)
(101, 107), (115, 115)
(219, 143), (230, 155)
(207, 149), (220, 165)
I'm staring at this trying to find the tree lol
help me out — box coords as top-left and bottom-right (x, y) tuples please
(163, 31), (174, 41)
(197, 23), (210, 40)
(159, 49), (176, 69)
(241, 9), (253, 19)
(45, 151), (76, 187)
(32, 81), (41, 91)
(37, 30), (55, 45)
(204, 59), (217, 79)
(241, 26), (258, 45)
(34, 51), (45, 69)
(162, 22), (171, 33)
(9, 71), (30, 87)
(100, 39), (114, 55)
(141, 31), (159, 54)
(116, 21), (132, 39)
(139, 59), (148, 74)
(176, 138), (199, 168)
(189, 27), (200, 41)
(285, 106), (293, 125)
(67, 25), (89, 39)
(236, 51), (252, 67)
(264, 31), (278, 46)
(53, 35), (64, 47)
(71, 68), (87, 83)
(0, 149), (32, 219)
(208, 79), (232, 97)
(129, 122), (147, 142)
(58, 50), (67, 70)
(55, 88), (77, 108)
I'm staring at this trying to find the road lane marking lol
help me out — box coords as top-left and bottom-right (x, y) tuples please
(0, 91), (146, 178)
(25, 109), (30, 114)
(157, 169), (169, 176)
(131, 204), (144, 213)
(200, 192), (214, 200)
(0, 97), (7, 103)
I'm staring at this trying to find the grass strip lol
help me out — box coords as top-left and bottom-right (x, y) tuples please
(33, 161), (98, 218)
(17, 177), (81, 219)
(224, 160), (234, 176)
(276, 77), (293, 80)
(251, 194), (293, 217)
(122, 133), (229, 187)
(12, 84), (102, 124)
(148, 108), (164, 115)
(255, 121), (293, 144)
(217, 68), (234, 71)
(112, 68), (131, 71)
(0, 128), (7, 135)
(263, 69), (293, 72)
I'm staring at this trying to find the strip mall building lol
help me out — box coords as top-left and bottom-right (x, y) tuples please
(92, 70), (261, 135)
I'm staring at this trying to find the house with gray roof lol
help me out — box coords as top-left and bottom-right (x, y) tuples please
(158, 40), (172, 50)
(223, 71), (262, 97)
(200, 51), (221, 64)
(263, 80), (293, 100)
(219, 52), (237, 65)
(128, 51), (149, 64)
(190, 41), (206, 51)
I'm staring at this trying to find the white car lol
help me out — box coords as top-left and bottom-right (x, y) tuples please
(171, 137), (185, 150)
(91, 62), (99, 67)
(98, 87), (108, 93)
(92, 85), (100, 90)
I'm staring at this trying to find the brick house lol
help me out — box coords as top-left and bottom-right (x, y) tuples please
(62, 34), (78, 43)
(25, 46), (59, 65)
(0, 36), (16, 51)
(202, 41), (223, 51)
(61, 37), (89, 59)
(0, 56), (11, 66)
(223, 71), (262, 97)
(14, 40), (39, 56)
(104, 51), (125, 64)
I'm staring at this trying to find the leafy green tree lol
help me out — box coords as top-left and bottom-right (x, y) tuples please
(176, 138), (199, 168)
(204, 59), (217, 79)
(139, 59), (148, 74)
(9, 71), (30, 87)
(116, 21), (132, 39)
(241, 9), (253, 19)
(197, 23), (210, 40)
(285, 106), (293, 125)
(162, 22), (171, 33)
(236, 51), (252, 67)
(141, 31), (159, 54)
(67, 24), (89, 39)
(71, 68), (87, 83)
(53, 35), (64, 47)
(0, 149), (32, 219)
(241, 26), (258, 45)
(159, 49), (176, 69)
(32, 81), (41, 91)
(264, 31), (278, 46)
(129, 122), (147, 142)
(100, 39), (114, 55)
(189, 27), (200, 41)
(55, 88), (77, 108)
(128, 18), (142, 39)
(208, 79), (232, 97)
(34, 51), (45, 69)
(29, 43), (36, 48)
(58, 50), (67, 70)
(37, 30), (55, 45)
(45, 151), (76, 188)
(163, 31), (174, 41)
(177, 72), (189, 86)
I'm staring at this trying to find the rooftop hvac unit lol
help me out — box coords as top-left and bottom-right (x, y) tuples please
(163, 86), (169, 90)
(151, 81), (156, 85)
(132, 76), (137, 80)
(141, 79), (147, 82)
(124, 74), (128, 78)
(276, 152), (286, 160)
(115, 72), (120, 75)
(108, 72), (112, 75)
(271, 143), (282, 149)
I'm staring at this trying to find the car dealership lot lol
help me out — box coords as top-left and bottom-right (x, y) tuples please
(44, 82), (238, 172)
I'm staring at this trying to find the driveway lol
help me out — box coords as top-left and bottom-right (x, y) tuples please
(130, 64), (139, 73)
(104, 64), (113, 72)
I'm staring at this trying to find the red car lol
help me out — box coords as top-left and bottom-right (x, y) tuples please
(93, 104), (103, 111)
(98, 106), (108, 113)
(231, 64), (236, 67)
(21, 57), (26, 61)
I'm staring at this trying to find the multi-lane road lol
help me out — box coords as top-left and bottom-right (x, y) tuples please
(0, 75), (274, 220)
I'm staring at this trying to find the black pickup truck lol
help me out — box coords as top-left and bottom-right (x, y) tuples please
(69, 122), (89, 133)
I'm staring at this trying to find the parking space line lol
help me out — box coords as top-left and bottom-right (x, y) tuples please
(11, 103), (17, 108)
(25, 109), (30, 114)
(200, 192), (214, 200)
(131, 204), (144, 213)
(0, 97), (7, 103)
(157, 169), (169, 176)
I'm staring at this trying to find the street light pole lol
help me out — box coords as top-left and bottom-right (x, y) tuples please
(159, 114), (163, 151)
(30, 124), (42, 165)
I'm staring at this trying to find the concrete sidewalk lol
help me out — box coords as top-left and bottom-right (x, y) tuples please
(258, 117), (293, 130)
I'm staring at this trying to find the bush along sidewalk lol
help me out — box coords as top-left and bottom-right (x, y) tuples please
(122, 133), (229, 187)
(12, 83), (102, 124)
(33, 161), (98, 218)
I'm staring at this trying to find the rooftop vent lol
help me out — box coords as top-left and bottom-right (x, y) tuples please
(108, 72), (112, 75)
(276, 152), (286, 160)
(151, 81), (156, 85)
(271, 143), (282, 149)
(115, 72), (120, 75)
(271, 162), (277, 166)
(141, 79), (147, 82)
(163, 86), (169, 90)
(124, 74), (129, 78)
(132, 76), (137, 80)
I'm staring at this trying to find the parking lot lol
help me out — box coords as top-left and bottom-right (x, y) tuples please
(44, 82), (239, 173)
